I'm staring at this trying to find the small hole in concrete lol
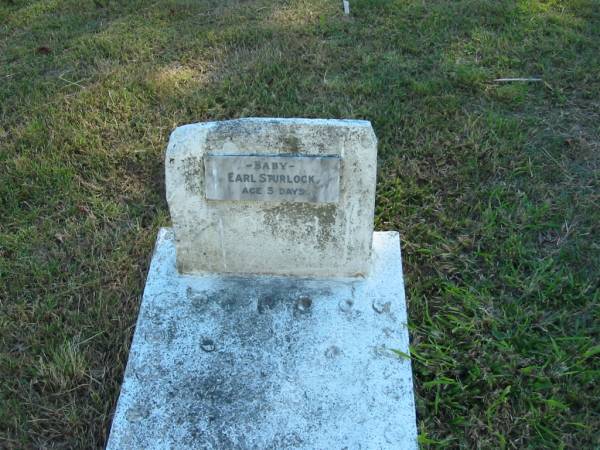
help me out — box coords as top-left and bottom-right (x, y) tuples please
(295, 296), (312, 313)
(372, 299), (391, 314)
(201, 338), (216, 352)
(339, 298), (353, 312)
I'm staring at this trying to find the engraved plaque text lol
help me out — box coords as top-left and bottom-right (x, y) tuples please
(204, 154), (341, 203)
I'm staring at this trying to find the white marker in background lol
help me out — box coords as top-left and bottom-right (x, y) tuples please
(343, 0), (350, 15)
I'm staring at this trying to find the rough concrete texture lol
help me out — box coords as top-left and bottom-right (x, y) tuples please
(107, 228), (417, 450)
(165, 118), (377, 277)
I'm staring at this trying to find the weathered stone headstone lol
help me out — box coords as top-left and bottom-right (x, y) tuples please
(107, 118), (417, 449)
(165, 118), (377, 276)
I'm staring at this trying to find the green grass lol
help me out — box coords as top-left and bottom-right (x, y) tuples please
(1, 0), (598, 448)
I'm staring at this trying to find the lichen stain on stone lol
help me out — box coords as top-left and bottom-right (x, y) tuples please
(204, 119), (346, 155)
(281, 133), (301, 153)
(311, 126), (346, 150)
(160, 278), (335, 447)
(125, 404), (151, 423)
(257, 294), (277, 313)
(262, 203), (337, 250)
(187, 277), (331, 317)
(181, 156), (203, 194)
(325, 345), (342, 359)
(188, 291), (210, 311)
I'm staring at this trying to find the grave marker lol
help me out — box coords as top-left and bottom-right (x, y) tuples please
(107, 118), (417, 449)
(165, 118), (377, 277)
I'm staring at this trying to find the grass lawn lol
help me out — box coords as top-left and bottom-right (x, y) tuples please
(1, 0), (599, 448)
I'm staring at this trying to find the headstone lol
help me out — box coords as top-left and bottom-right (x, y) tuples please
(165, 118), (377, 277)
(107, 118), (417, 449)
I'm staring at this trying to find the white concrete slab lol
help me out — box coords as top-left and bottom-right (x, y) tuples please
(107, 228), (417, 450)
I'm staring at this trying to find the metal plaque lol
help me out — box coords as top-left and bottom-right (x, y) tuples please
(204, 154), (341, 203)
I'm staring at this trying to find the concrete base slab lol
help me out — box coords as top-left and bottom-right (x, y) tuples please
(107, 228), (417, 450)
